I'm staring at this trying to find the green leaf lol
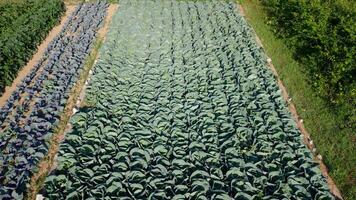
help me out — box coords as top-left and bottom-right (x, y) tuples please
(130, 183), (144, 195)
(107, 182), (123, 194)
(154, 145), (168, 155)
(234, 192), (253, 200)
(11, 191), (23, 199)
(67, 190), (79, 199)
(191, 180), (210, 194)
(130, 148), (151, 162)
(174, 185), (188, 193)
(190, 170), (210, 180)
(213, 194), (232, 200)
(126, 170), (145, 181)
(151, 164), (168, 176)
(226, 167), (244, 180)
(79, 144), (95, 156)
(83, 168), (94, 177)
(172, 159), (192, 168)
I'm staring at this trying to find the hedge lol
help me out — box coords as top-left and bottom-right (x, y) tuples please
(0, 0), (65, 95)
(261, 0), (355, 126)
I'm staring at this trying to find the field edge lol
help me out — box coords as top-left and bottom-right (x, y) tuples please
(238, 0), (355, 199)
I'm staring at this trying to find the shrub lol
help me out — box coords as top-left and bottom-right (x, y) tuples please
(262, 0), (356, 126)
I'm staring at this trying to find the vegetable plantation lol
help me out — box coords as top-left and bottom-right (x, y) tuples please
(0, 2), (107, 199)
(0, 0), (65, 95)
(44, 0), (335, 199)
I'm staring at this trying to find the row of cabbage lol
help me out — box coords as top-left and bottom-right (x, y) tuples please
(0, 2), (108, 199)
(45, 0), (334, 199)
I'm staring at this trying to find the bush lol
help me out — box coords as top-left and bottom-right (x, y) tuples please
(0, 0), (65, 95)
(262, 0), (355, 126)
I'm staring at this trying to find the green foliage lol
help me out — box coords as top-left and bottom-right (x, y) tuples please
(261, 0), (356, 126)
(45, 0), (334, 199)
(0, 0), (65, 94)
(240, 1), (355, 198)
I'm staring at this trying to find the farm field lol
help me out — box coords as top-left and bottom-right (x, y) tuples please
(0, 0), (351, 199)
(42, 0), (336, 199)
(0, 2), (108, 199)
(0, 0), (65, 95)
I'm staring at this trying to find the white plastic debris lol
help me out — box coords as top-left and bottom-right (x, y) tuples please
(299, 119), (304, 123)
(73, 108), (78, 114)
(312, 148), (317, 153)
(36, 194), (44, 200)
(89, 69), (93, 75)
(267, 58), (272, 63)
(317, 154), (323, 160)
(309, 140), (314, 145)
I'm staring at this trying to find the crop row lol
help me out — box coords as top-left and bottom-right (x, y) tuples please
(0, 0), (65, 95)
(0, 2), (108, 199)
(44, 0), (334, 199)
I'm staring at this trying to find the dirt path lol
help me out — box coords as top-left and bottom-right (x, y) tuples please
(26, 4), (118, 200)
(0, 5), (76, 108)
(237, 4), (343, 200)
(98, 5), (118, 39)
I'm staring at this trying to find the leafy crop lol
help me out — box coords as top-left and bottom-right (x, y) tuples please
(0, 2), (107, 199)
(45, 0), (334, 199)
(0, 0), (65, 95)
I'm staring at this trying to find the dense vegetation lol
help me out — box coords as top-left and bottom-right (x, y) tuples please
(0, 0), (65, 95)
(261, 0), (355, 126)
(45, 0), (333, 199)
(0, 2), (107, 199)
(240, 1), (355, 199)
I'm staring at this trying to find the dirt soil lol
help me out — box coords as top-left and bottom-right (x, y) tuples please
(0, 6), (76, 108)
(98, 4), (118, 39)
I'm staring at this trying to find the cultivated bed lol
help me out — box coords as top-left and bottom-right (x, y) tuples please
(44, 0), (334, 199)
(0, 2), (107, 199)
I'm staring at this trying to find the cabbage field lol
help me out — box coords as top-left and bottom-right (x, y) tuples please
(43, 0), (335, 199)
(0, 2), (107, 199)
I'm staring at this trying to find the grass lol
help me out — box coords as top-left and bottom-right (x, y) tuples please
(238, 0), (355, 199)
